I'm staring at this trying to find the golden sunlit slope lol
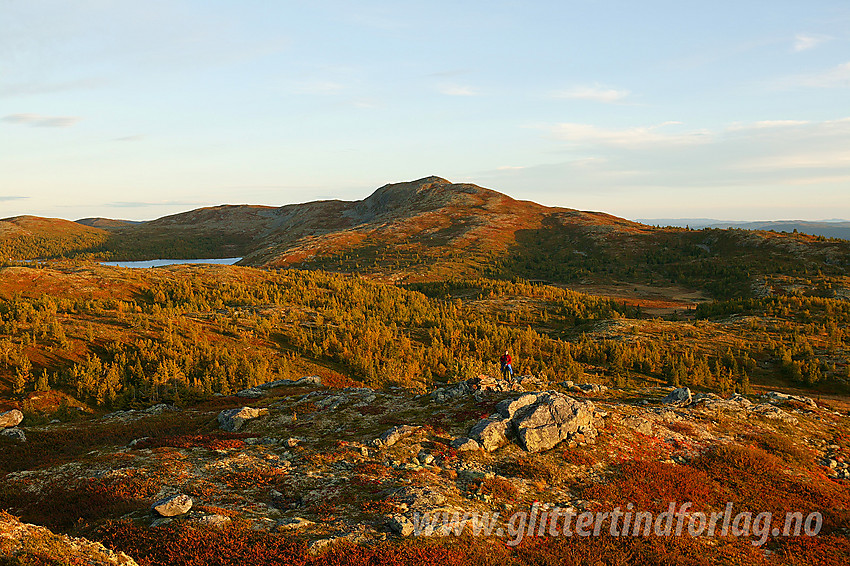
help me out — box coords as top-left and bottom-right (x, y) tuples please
(0, 216), (109, 260)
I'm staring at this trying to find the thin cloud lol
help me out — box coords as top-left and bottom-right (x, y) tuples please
(793, 33), (830, 52)
(2, 114), (82, 128)
(114, 134), (146, 142)
(438, 84), (477, 96)
(0, 78), (106, 98)
(553, 85), (630, 103)
(107, 200), (206, 208)
(777, 61), (850, 89)
(0, 196), (29, 202)
(552, 122), (711, 147)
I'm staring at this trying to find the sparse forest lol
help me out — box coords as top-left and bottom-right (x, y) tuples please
(1, 264), (847, 417)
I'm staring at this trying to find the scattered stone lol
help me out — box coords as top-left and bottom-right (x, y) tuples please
(294, 375), (322, 387)
(374, 424), (419, 447)
(762, 391), (817, 409)
(752, 404), (799, 425)
(217, 406), (269, 432)
(431, 374), (522, 402)
(387, 514), (414, 537)
(195, 514), (232, 528)
(621, 416), (654, 436)
(127, 437), (150, 448)
(662, 387), (692, 406)
(236, 387), (265, 399)
(468, 415), (510, 452)
(151, 494), (193, 517)
(417, 451), (435, 465)
(0, 409), (24, 429)
(0, 428), (26, 442)
(276, 517), (314, 531)
(575, 383), (607, 394)
(450, 437), (480, 451)
(144, 404), (171, 415)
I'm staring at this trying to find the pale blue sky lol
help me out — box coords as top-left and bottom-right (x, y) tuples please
(2, 1), (848, 221)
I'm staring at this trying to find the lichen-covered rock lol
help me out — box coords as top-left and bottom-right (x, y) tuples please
(374, 424), (419, 447)
(151, 494), (193, 517)
(217, 406), (269, 431)
(468, 415), (510, 452)
(236, 387), (265, 398)
(475, 391), (597, 453)
(195, 514), (231, 528)
(0, 511), (138, 565)
(0, 428), (26, 442)
(450, 437), (480, 451)
(387, 514), (414, 536)
(662, 387), (692, 406)
(294, 375), (322, 386)
(0, 410), (23, 429)
(496, 393), (539, 420)
(512, 392), (596, 453)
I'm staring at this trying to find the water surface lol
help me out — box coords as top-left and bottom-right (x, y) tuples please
(101, 258), (242, 268)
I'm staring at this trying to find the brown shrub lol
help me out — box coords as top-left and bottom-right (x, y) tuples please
(498, 455), (568, 486)
(581, 460), (725, 513)
(665, 421), (696, 436)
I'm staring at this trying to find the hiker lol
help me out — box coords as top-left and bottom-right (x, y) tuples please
(500, 351), (513, 378)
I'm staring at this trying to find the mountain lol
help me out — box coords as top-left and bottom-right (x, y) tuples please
(75, 217), (142, 230)
(3, 177), (850, 298)
(638, 218), (850, 240)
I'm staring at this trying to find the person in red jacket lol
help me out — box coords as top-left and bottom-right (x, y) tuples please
(500, 351), (513, 378)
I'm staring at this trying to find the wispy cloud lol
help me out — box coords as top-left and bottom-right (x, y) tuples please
(551, 121), (709, 147)
(114, 134), (146, 142)
(2, 113), (81, 128)
(776, 61), (850, 89)
(553, 84), (630, 103)
(0, 196), (29, 202)
(793, 33), (830, 52)
(437, 84), (477, 96)
(106, 200), (205, 208)
(0, 78), (106, 98)
(496, 165), (525, 171)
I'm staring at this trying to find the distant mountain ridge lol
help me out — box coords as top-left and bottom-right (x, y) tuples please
(2, 176), (849, 298)
(638, 218), (850, 240)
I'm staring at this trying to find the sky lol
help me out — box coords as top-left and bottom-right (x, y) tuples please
(1, 0), (849, 222)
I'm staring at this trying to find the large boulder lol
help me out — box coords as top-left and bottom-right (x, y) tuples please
(217, 406), (269, 432)
(0, 409), (23, 429)
(471, 391), (598, 453)
(661, 387), (692, 406)
(468, 415), (510, 452)
(512, 392), (596, 453)
(151, 494), (193, 517)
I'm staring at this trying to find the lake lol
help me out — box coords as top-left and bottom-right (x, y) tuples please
(100, 258), (242, 268)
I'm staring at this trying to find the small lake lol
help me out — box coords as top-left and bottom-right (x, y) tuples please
(101, 258), (242, 268)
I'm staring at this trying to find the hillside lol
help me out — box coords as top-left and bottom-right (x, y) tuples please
(0, 216), (109, 261)
(6, 177), (849, 302)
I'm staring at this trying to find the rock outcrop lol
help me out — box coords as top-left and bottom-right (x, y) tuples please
(0, 409), (23, 429)
(217, 406), (269, 431)
(0, 511), (138, 565)
(468, 391), (599, 453)
(662, 387), (692, 406)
